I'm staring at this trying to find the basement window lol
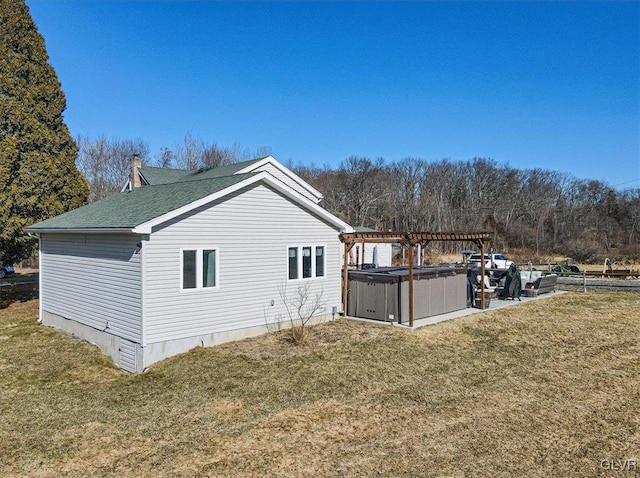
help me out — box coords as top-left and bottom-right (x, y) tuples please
(182, 248), (218, 290)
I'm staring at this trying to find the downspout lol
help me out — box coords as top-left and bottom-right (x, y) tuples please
(37, 235), (43, 323)
(138, 235), (149, 372)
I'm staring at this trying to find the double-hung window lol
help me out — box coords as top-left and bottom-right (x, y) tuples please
(182, 248), (218, 290)
(288, 246), (325, 280)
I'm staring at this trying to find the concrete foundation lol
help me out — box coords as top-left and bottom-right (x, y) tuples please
(41, 309), (334, 373)
(42, 310), (143, 372)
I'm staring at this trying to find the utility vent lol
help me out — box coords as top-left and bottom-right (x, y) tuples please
(118, 340), (137, 373)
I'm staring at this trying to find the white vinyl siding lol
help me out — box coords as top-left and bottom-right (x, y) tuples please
(40, 233), (142, 342)
(143, 183), (342, 344)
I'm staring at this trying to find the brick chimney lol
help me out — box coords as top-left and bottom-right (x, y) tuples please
(131, 154), (142, 189)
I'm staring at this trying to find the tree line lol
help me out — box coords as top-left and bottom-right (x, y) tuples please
(293, 156), (640, 262)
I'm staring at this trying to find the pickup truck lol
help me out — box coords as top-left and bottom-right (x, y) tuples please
(468, 253), (513, 270)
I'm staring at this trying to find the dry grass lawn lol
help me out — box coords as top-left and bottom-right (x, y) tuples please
(1, 293), (639, 477)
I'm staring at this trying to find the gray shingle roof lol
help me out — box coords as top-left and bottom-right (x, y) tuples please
(137, 166), (192, 185)
(28, 173), (256, 231)
(139, 157), (266, 186)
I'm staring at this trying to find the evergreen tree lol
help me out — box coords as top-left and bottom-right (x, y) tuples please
(0, 0), (88, 264)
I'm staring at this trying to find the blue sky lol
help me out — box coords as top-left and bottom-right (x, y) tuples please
(27, 1), (640, 189)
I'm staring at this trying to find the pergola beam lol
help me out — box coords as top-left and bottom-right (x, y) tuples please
(340, 231), (491, 246)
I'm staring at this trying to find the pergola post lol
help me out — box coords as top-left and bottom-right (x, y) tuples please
(479, 239), (486, 310)
(408, 240), (414, 327)
(342, 241), (353, 316)
(342, 239), (355, 317)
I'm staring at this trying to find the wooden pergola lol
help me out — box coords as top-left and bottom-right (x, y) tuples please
(339, 231), (492, 327)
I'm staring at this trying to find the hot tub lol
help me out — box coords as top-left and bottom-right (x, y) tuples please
(346, 266), (467, 324)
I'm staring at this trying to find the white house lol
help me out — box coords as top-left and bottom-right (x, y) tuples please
(28, 156), (353, 372)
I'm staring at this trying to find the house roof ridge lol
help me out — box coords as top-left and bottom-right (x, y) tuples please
(139, 156), (267, 174)
(133, 171), (257, 189)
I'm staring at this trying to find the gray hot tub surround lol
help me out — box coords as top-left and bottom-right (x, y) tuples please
(347, 266), (467, 324)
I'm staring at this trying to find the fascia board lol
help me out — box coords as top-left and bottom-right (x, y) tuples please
(236, 156), (324, 201)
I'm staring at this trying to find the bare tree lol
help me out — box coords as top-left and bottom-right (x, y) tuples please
(389, 157), (427, 231)
(172, 132), (204, 170)
(157, 134), (270, 170)
(156, 147), (176, 169)
(254, 145), (273, 158)
(77, 135), (149, 201)
(201, 143), (234, 168)
(279, 281), (325, 345)
(340, 156), (390, 227)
